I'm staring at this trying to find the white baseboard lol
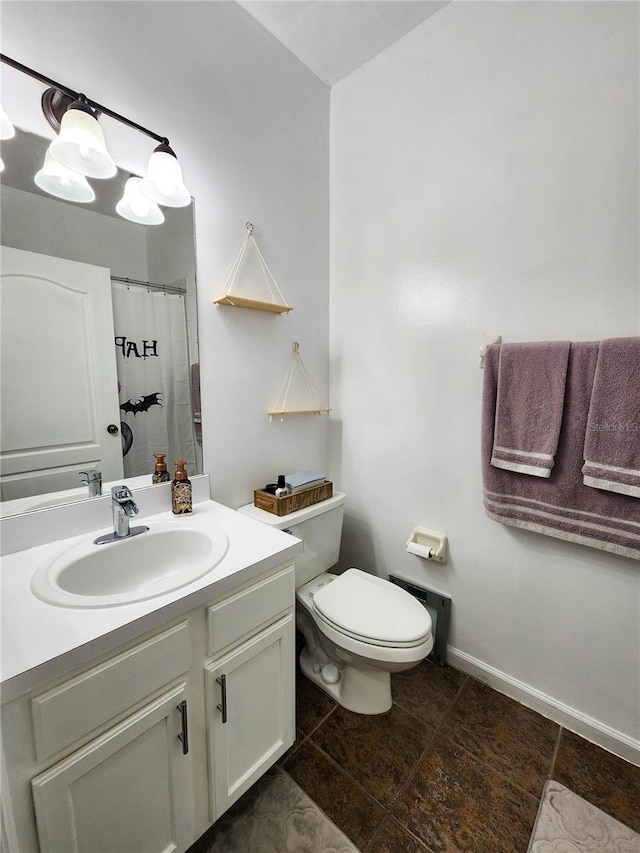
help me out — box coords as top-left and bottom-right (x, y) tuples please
(446, 646), (640, 768)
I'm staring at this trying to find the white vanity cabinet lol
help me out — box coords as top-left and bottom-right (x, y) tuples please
(31, 684), (193, 853)
(0, 562), (296, 853)
(2, 620), (195, 853)
(204, 565), (296, 818)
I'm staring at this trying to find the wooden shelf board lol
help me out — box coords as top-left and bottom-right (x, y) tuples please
(268, 409), (331, 416)
(213, 295), (293, 314)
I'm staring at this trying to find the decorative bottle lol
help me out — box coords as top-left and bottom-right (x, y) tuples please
(275, 474), (291, 497)
(152, 453), (171, 484)
(172, 460), (193, 514)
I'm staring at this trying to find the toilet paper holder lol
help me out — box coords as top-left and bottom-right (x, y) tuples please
(406, 526), (448, 563)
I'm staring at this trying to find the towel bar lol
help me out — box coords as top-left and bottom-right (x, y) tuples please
(479, 334), (502, 368)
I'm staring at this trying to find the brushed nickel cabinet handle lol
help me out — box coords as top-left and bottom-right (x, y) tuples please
(177, 700), (189, 754)
(216, 674), (228, 723)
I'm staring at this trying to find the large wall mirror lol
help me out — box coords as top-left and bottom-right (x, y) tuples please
(0, 127), (202, 517)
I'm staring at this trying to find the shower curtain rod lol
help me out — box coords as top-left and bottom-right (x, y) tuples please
(111, 275), (187, 295)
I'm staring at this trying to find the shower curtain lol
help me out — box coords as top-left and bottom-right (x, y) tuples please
(111, 282), (196, 478)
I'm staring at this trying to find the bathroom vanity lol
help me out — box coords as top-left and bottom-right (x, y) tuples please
(0, 482), (302, 853)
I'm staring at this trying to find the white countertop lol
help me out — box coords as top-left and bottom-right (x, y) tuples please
(1, 498), (302, 703)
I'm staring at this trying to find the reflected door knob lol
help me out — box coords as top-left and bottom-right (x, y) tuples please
(107, 424), (119, 435)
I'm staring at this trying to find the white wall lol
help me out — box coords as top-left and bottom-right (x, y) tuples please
(330, 1), (639, 758)
(1, 0), (331, 509)
(0, 184), (149, 278)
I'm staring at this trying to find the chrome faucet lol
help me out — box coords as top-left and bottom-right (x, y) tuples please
(111, 485), (138, 537)
(94, 485), (149, 544)
(80, 468), (102, 497)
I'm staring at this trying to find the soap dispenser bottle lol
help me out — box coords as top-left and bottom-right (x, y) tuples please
(152, 453), (171, 484)
(172, 460), (193, 514)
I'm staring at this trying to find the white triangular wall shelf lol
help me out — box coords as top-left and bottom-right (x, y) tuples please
(268, 343), (331, 419)
(214, 222), (293, 314)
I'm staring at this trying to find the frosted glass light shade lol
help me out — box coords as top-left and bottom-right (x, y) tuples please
(49, 103), (116, 179)
(139, 146), (191, 208)
(1, 105), (15, 140)
(35, 148), (95, 202)
(116, 176), (164, 225)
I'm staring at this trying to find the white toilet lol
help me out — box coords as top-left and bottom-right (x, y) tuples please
(238, 491), (433, 714)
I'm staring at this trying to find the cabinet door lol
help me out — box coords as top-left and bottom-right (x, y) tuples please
(31, 685), (193, 853)
(205, 613), (295, 819)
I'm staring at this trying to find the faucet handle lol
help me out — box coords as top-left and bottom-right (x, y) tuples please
(111, 484), (133, 502)
(80, 468), (102, 484)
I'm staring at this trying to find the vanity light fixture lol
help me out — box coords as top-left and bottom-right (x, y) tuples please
(139, 142), (191, 208)
(0, 54), (192, 221)
(34, 148), (96, 203)
(48, 95), (117, 179)
(116, 175), (165, 225)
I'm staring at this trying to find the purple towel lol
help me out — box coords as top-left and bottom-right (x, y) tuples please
(582, 338), (640, 498)
(190, 362), (202, 447)
(491, 342), (570, 478)
(482, 342), (640, 561)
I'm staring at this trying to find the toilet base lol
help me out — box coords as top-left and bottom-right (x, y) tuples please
(299, 647), (392, 715)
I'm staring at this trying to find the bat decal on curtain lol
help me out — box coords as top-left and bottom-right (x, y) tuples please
(119, 393), (163, 416)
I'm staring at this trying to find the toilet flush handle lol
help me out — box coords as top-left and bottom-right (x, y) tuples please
(282, 528), (294, 536)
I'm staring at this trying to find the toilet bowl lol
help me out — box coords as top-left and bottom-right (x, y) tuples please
(296, 569), (433, 714)
(237, 491), (433, 714)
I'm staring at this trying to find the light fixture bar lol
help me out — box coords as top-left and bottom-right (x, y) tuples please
(0, 54), (167, 144)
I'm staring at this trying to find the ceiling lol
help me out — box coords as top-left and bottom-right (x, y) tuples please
(238, 1), (450, 86)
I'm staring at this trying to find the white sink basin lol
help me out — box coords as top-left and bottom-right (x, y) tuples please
(30, 522), (229, 608)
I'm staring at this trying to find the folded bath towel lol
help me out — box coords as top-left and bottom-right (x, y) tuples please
(482, 342), (640, 561)
(285, 470), (326, 492)
(582, 337), (640, 498)
(491, 341), (571, 478)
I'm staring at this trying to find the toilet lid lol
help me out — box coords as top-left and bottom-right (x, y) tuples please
(312, 568), (431, 647)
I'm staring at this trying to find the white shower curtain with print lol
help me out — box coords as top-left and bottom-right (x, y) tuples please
(111, 282), (196, 478)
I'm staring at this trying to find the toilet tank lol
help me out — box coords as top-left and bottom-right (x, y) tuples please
(237, 492), (346, 587)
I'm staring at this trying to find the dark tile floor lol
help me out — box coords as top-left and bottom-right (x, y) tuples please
(279, 660), (640, 853)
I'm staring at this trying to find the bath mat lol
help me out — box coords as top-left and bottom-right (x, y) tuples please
(528, 780), (640, 852)
(206, 766), (360, 853)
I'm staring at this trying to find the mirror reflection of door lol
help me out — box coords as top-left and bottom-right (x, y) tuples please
(0, 246), (124, 500)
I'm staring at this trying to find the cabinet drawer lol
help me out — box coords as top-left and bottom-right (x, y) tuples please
(207, 565), (294, 656)
(31, 621), (189, 763)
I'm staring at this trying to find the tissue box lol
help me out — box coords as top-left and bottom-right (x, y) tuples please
(254, 481), (333, 516)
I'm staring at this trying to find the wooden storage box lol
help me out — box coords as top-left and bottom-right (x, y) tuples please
(253, 481), (333, 516)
